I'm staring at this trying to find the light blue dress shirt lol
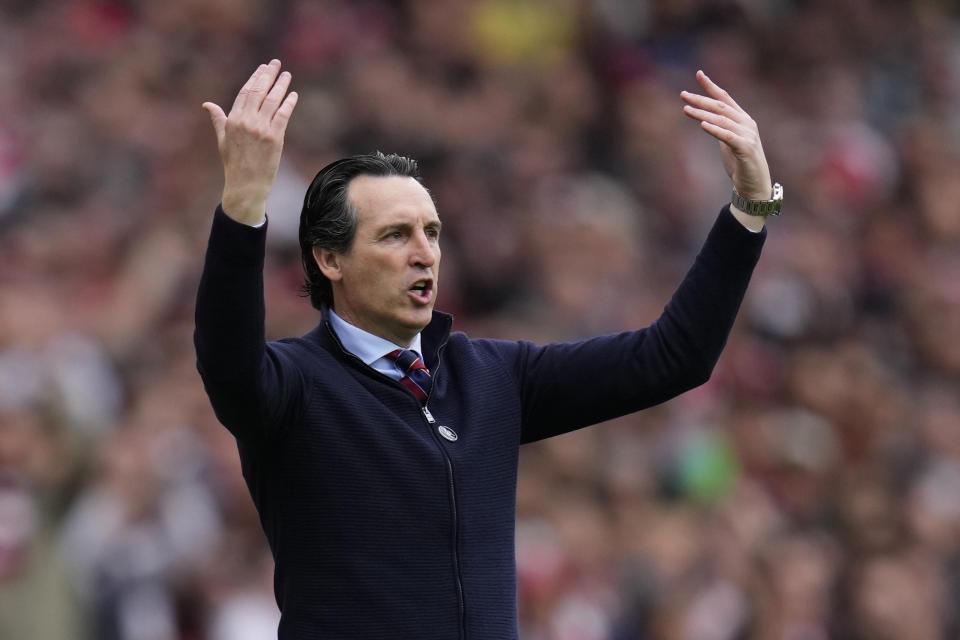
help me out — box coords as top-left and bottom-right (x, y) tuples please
(328, 309), (424, 381)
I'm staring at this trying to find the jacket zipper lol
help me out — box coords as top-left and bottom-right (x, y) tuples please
(420, 342), (466, 640)
(324, 324), (466, 637)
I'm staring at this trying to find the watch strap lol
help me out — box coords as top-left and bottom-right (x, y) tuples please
(731, 182), (783, 217)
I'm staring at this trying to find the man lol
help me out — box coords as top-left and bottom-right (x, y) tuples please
(195, 59), (778, 639)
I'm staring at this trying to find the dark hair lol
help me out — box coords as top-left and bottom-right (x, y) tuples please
(299, 151), (423, 310)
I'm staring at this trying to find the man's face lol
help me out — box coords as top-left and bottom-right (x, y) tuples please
(318, 175), (441, 346)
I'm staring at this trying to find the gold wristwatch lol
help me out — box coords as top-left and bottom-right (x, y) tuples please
(731, 182), (783, 217)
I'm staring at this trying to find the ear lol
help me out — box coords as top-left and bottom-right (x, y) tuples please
(313, 247), (344, 282)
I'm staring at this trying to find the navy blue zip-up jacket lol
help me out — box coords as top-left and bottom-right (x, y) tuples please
(194, 205), (765, 639)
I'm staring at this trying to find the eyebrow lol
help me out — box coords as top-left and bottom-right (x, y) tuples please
(376, 222), (411, 236)
(375, 219), (443, 235)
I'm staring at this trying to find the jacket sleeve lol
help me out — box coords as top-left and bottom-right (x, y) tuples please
(508, 207), (765, 443)
(194, 206), (303, 443)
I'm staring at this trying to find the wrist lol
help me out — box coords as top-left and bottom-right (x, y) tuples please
(734, 181), (773, 202)
(220, 185), (269, 226)
(221, 189), (268, 227)
(729, 203), (767, 231)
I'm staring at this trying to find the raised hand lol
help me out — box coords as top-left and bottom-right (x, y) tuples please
(681, 71), (772, 229)
(203, 59), (299, 226)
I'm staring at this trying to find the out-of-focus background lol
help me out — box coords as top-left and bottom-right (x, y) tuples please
(2, 0), (960, 638)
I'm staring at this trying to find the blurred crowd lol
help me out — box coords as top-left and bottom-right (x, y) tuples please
(3, 0), (960, 638)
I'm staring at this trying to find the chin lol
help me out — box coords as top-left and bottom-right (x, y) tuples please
(414, 312), (434, 329)
(406, 309), (434, 331)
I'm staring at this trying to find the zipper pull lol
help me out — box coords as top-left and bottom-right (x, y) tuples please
(422, 406), (436, 424)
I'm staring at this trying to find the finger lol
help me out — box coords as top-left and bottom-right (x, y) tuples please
(232, 60), (282, 113)
(202, 101), (227, 145)
(251, 59), (283, 110)
(682, 105), (752, 137)
(680, 91), (752, 128)
(696, 70), (744, 113)
(699, 120), (744, 149)
(271, 91), (299, 133)
(231, 63), (267, 112)
(261, 70), (292, 117)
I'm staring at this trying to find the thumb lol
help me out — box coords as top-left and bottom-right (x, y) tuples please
(202, 102), (227, 145)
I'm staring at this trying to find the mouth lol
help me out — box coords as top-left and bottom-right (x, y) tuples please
(408, 278), (434, 305)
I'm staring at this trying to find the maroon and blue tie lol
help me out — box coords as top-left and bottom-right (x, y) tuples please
(388, 349), (432, 404)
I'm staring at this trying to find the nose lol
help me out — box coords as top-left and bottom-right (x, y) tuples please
(409, 229), (437, 269)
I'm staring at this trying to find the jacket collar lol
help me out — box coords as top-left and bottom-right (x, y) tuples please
(308, 307), (453, 372)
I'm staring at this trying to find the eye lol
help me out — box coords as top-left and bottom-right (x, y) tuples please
(426, 227), (440, 239)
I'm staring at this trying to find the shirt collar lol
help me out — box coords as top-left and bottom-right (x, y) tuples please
(327, 308), (423, 365)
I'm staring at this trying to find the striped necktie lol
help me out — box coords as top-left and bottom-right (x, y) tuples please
(388, 349), (432, 404)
